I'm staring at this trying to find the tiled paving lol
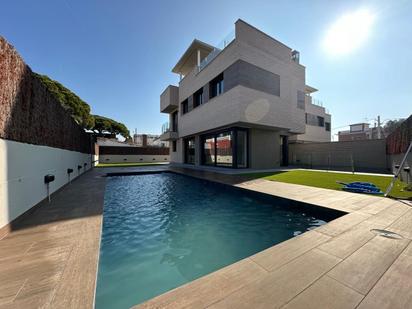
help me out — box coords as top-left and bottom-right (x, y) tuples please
(0, 169), (105, 309)
(136, 167), (412, 309)
(0, 166), (411, 309)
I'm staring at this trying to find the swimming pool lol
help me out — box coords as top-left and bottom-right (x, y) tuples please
(95, 173), (342, 308)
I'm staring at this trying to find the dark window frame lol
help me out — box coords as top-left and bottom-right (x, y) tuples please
(171, 111), (178, 131)
(325, 122), (331, 132)
(201, 127), (248, 169)
(317, 116), (325, 127)
(181, 99), (188, 115)
(209, 73), (224, 99)
(184, 137), (195, 164)
(193, 87), (204, 108)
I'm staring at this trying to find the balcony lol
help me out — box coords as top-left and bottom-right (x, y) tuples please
(159, 122), (178, 141)
(160, 85), (179, 113)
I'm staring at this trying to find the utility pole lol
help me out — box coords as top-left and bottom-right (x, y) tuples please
(377, 115), (381, 139)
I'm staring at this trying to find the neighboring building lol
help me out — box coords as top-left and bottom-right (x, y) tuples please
(338, 123), (382, 141)
(289, 85), (331, 143)
(133, 133), (168, 147)
(159, 19), (330, 169)
(96, 137), (137, 147)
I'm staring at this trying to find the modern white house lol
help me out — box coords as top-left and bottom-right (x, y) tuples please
(160, 19), (331, 169)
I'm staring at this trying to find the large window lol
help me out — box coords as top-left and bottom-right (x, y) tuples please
(184, 137), (195, 164)
(325, 122), (331, 132)
(203, 136), (215, 165)
(201, 128), (248, 168)
(209, 73), (224, 99)
(193, 88), (204, 108)
(216, 132), (233, 167)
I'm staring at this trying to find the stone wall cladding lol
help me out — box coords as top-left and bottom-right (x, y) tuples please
(0, 36), (91, 153)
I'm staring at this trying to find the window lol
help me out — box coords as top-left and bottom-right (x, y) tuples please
(181, 99), (188, 114)
(297, 91), (305, 110)
(203, 136), (215, 165)
(172, 141), (177, 152)
(193, 88), (204, 108)
(306, 113), (326, 127)
(216, 132), (233, 167)
(184, 137), (195, 164)
(236, 130), (248, 168)
(201, 128), (248, 168)
(209, 73), (224, 99)
(317, 116), (325, 127)
(171, 111), (178, 131)
(325, 122), (331, 132)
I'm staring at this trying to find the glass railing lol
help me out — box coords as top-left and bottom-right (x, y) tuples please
(198, 29), (235, 72)
(161, 122), (178, 133)
(161, 122), (170, 134)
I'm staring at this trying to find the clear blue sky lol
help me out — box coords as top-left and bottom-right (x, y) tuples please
(1, 0), (411, 139)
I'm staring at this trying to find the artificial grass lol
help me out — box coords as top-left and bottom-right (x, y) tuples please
(244, 170), (412, 200)
(96, 162), (168, 168)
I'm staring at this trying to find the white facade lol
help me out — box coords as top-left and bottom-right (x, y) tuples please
(0, 138), (92, 230)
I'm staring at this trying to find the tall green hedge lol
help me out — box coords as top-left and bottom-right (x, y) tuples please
(34, 73), (130, 138)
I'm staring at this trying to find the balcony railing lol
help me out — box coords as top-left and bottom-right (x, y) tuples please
(198, 30), (235, 72)
(161, 122), (170, 134)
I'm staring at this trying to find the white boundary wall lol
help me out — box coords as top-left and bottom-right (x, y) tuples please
(99, 154), (169, 164)
(0, 138), (91, 229)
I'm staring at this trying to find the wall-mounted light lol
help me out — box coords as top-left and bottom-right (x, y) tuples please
(44, 174), (55, 203)
(67, 168), (73, 183)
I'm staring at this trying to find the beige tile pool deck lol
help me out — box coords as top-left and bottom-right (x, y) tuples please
(1, 166), (411, 308)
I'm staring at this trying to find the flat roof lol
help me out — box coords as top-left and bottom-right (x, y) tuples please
(172, 39), (215, 75)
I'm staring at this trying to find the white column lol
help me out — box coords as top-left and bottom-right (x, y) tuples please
(197, 49), (201, 67)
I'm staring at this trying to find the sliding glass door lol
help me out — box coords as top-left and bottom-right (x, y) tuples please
(184, 137), (195, 164)
(201, 128), (248, 168)
(216, 132), (233, 167)
(203, 136), (215, 165)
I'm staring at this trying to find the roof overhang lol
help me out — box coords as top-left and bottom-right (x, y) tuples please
(305, 85), (318, 94)
(172, 39), (215, 76)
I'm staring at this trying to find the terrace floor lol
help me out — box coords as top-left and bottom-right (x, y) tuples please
(0, 166), (411, 309)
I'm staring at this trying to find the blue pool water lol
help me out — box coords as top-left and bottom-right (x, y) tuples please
(95, 173), (342, 308)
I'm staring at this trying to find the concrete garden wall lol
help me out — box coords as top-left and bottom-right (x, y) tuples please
(289, 139), (388, 173)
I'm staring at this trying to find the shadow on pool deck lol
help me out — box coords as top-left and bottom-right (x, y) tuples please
(7, 170), (105, 233)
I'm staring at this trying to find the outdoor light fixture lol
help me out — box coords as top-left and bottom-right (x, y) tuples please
(44, 174), (55, 203)
(67, 168), (74, 184)
(77, 165), (82, 169)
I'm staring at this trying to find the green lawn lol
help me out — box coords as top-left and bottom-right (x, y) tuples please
(96, 162), (168, 168)
(244, 170), (412, 200)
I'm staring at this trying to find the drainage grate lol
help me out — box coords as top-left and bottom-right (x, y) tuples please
(370, 229), (404, 239)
